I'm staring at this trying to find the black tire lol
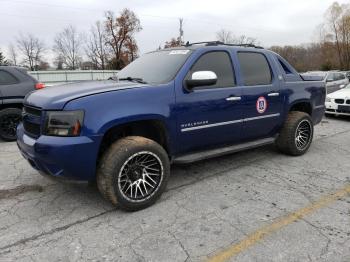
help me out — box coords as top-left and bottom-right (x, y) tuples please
(97, 136), (170, 211)
(275, 111), (314, 156)
(0, 108), (22, 142)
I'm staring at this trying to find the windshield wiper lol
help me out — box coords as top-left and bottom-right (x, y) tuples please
(118, 77), (148, 84)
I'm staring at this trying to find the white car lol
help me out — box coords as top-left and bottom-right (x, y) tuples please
(325, 84), (350, 116)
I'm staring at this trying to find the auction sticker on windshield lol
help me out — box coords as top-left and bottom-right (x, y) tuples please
(169, 50), (190, 55)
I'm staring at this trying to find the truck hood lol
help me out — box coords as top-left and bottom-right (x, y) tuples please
(328, 88), (350, 99)
(25, 80), (144, 109)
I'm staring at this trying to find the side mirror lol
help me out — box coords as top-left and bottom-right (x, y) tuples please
(185, 71), (217, 90)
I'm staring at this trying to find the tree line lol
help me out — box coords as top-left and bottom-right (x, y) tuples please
(1, 2), (350, 72)
(269, 2), (350, 72)
(0, 8), (142, 71)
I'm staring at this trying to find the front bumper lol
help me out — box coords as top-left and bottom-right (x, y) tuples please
(325, 102), (350, 116)
(16, 123), (102, 181)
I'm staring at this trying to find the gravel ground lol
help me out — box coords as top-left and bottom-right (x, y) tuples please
(0, 116), (349, 262)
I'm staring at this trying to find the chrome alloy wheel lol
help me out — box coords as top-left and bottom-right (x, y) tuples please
(118, 151), (163, 202)
(295, 119), (312, 151)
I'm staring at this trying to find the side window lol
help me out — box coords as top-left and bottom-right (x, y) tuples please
(337, 73), (345, 80)
(0, 70), (18, 85)
(237, 52), (272, 86)
(278, 58), (292, 74)
(187, 51), (235, 88)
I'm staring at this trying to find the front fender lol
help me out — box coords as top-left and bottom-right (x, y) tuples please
(63, 83), (178, 151)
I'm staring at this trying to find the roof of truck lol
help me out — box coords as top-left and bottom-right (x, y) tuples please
(164, 41), (264, 51)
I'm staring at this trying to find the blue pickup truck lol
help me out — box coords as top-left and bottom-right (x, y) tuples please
(17, 42), (326, 211)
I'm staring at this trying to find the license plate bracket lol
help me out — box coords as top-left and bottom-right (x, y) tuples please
(338, 105), (350, 112)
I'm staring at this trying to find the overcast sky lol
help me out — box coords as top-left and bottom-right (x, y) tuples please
(0, 0), (348, 63)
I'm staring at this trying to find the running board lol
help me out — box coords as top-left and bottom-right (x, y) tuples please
(173, 137), (276, 164)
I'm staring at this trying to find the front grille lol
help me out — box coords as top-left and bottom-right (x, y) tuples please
(346, 100), (350, 105)
(23, 105), (42, 138)
(335, 99), (345, 104)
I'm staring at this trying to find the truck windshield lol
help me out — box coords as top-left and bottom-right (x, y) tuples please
(118, 50), (192, 85)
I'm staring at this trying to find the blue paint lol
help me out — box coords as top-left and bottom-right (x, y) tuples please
(17, 46), (326, 181)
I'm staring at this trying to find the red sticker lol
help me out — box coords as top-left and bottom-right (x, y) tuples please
(256, 96), (267, 114)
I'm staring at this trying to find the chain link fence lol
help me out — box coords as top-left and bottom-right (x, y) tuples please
(29, 70), (119, 85)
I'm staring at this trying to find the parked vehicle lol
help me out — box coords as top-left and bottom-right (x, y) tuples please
(325, 83), (350, 116)
(342, 71), (350, 80)
(0, 66), (45, 141)
(302, 71), (348, 94)
(17, 42), (326, 211)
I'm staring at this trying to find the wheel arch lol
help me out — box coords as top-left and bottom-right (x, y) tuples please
(288, 100), (312, 116)
(98, 118), (171, 160)
(0, 99), (24, 111)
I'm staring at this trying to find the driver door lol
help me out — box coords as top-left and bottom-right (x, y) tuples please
(175, 51), (245, 153)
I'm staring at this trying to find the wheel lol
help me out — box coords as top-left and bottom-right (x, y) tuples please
(275, 111), (314, 156)
(97, 136), (170, 211)
(0, 108), (22, 141)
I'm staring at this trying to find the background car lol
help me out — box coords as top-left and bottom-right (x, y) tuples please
(0, 66), (45, 141)
(302, 71), (348, 94)
(325, 83), (350, 116)
(342, 71), (350, 80)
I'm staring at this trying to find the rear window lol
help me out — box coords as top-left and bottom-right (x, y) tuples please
(336, 73), (345, 80)
(278, 58), (292, 74)
(237, 52), (272, 86)
(0, 70), (18, 85)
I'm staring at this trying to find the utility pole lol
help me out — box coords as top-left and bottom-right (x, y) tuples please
(179, 18), (184, 44)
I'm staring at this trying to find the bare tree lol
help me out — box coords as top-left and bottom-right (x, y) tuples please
(124, 37), (138, 62)
(320, 2), (350, 70)
(324, 2), (344, 68)
(0, 49), (8, 65)
(16, 33), (45, 71)
(164, 37), (182, 48)
(216, 29), (234, 44)
(86, 21), (108, 69)
(8, 44), (17, 66)
(216, 29), (258, 45)
(235, 35), (258, 45)
(104, 9), (142, 69)
(53, 25), (83, 70)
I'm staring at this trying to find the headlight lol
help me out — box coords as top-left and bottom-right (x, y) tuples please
(43, 110), (84, 137)
(325, 96), (331, 103)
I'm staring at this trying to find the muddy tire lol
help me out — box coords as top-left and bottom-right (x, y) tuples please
(276, 111), (314, 156)
(97, 136), (170, 211)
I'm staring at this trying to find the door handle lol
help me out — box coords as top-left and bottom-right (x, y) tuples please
(226, 96), (242, 101)
(268, 92), (280, 97)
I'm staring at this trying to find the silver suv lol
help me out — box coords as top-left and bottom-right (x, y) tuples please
(304, 71), (349, 94)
